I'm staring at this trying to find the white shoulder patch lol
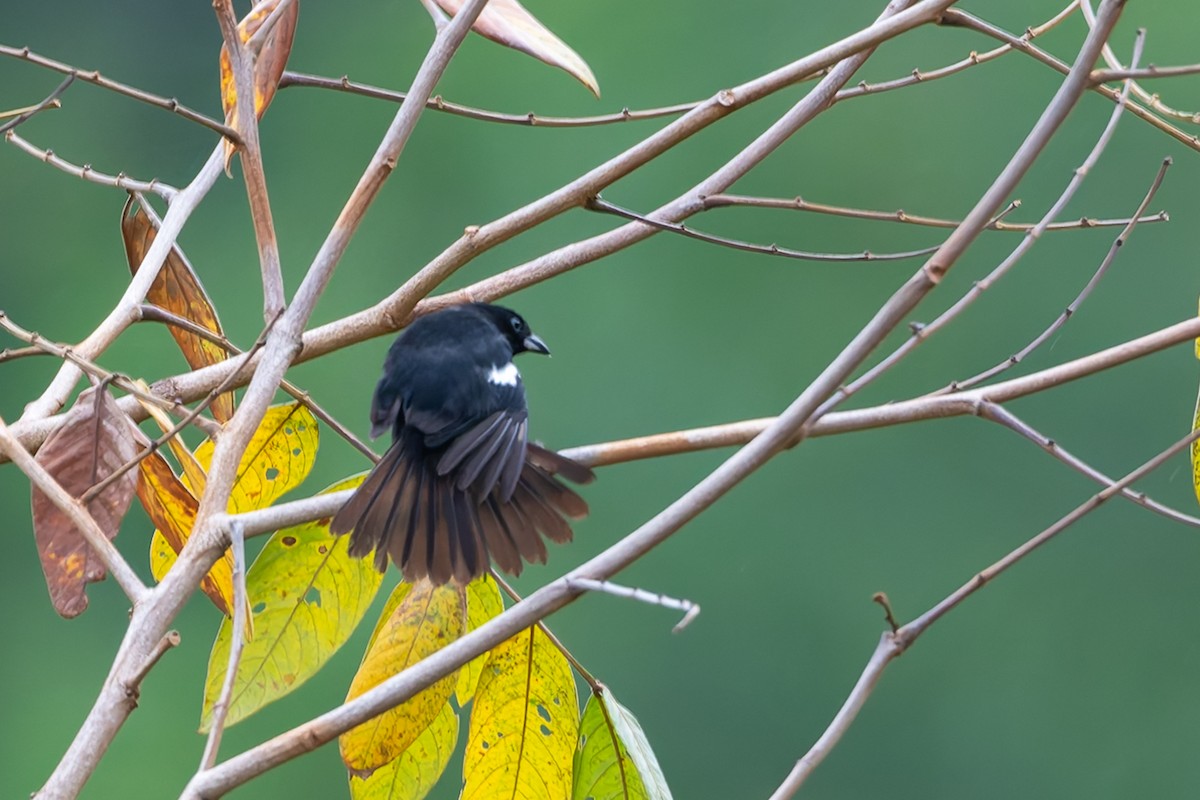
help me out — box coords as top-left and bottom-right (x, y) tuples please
(487, 362), (520, 387)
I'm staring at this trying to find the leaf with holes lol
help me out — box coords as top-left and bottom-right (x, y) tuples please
(147, 401), (317, 616)
(348, 701), (458, 800)
(462, 625), (579, 799)
(340, 580), (466, 775)
(573, 684), (673, 800)
(199, 474), (380, 730)
(219, 0), (299, 166)
(433, 0), (599, 97)
(455, 574), (504, 706)
(195, 401), (318, 512)
(121, 197), (234, 423)
(138, 450), (236, 617)
(31, 386), (146, 617)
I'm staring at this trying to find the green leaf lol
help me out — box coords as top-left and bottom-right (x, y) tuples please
(348, 702), (458, 800)
(574, 684), (673, 800)
(199, 474), (381, 731)
(462, 626), (579, 799)
(340, 581), (466, 775)
(455, 574), (505, 706)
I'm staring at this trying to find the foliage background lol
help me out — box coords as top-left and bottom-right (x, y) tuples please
(3, 1), (1200, 797)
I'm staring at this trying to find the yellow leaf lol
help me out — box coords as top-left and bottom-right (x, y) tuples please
(194, 401), (318, 512)
(138, 451), (235, 617)
(348, 702), (458, 800)
(200, 474), (382, 731)
(462, 626), (579, 799)
(340, 581), (466, 775)
(455, 574), (504, 706)
(573, 685), (674, 800)
(1192, 384), (1200, 507)
(147, 402), (317, 622)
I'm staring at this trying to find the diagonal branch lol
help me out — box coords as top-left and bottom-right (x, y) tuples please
(214, 0), (286, 322)
(768, 420), (1200, 798)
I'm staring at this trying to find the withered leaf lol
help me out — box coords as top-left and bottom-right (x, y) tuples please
(135, 450), (236, 617)
(219, 0), (300, 167)
(31, 386), (147, 618)
(433, 0), (599, 97)
(121, 198), (235, 423)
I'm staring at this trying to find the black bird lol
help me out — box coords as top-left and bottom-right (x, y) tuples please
(331, 303), (594, 585)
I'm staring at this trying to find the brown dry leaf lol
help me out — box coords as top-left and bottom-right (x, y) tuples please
(31, 386), (147, 618)
(121, 198), (234, 423)
(135, 450), (236, 616)
(219, 0), (300, 166)
(434, 0), (599, 97)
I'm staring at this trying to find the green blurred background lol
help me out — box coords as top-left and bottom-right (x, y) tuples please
(5, 1), (1200, 797)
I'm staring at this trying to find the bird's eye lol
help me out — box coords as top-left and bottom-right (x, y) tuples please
(510, 316), (524, 332)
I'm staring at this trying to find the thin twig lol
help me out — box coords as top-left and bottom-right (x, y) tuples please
(491, 572), (600, 689)
(18, 144), (226, 422)
(976, 401), (1200, 529)
(125, 631), (182, 694)
(5, 130), (178, 199)
(940, 9), (1200, 153)
(566, 577), (701, 632)
(276, 0), (1079, 130)
(812, 26), (1144, 420)
(0, 44), (240, 141)
(945, 155), (1170, 393)
(0, 74), (74, 135)
(135, 304), (377, 461)
(768, 415), (1200, 799)
(214, 0), (286, 322)
(199, 521), (248, 770)
(1080, 1), (1200, 123)
(0, 413), (148, 606)
(0, 310), (216, 435)
(1092, 64), (1200, 85)
(588, 195), (946, 263)
(702, 193), (1166, 232)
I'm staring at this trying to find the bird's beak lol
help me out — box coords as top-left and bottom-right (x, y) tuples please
(523, 333), (551, 355)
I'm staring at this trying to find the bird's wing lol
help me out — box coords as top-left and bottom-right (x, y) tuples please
(434, 408), (529, 501)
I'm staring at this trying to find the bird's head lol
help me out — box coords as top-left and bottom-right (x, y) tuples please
(474, 303), (550, 357)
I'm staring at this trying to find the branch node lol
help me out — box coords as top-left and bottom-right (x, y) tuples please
(872, 592), (899, 634)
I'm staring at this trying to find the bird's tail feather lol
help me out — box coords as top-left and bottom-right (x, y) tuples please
(331, 433), (592, 584)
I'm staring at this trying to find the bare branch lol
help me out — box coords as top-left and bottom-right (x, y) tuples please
(0, 44), (239, 141)
(941, 8), (1200, 153)
(1080, 0), (1200, 123)
(702, 193), (1166, 232)
(587, 195), (944, 263)
(0, 310), (216, 435)
(0, 73), (73, 134)
(18, 144), (226, 422)
(198, 522), (248, 770)
(5, 130), (178, 199)
(214, 0), (286, 322)
(977, 401), (1200, 530)
(814, 27), (1144, 418)
(566, 577), (701, 633)
(768, 418), (1200, 799)
(945, 155), (1170, 393)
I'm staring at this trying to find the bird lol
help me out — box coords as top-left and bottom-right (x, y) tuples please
(330, 302), (594, 585)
